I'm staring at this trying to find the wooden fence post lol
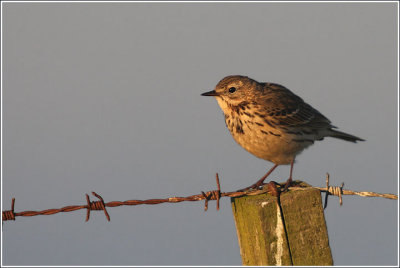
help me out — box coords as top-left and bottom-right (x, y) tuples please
(231, 183), (333, 266)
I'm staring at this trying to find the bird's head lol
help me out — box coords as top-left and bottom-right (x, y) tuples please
(201, 75), (259, 112)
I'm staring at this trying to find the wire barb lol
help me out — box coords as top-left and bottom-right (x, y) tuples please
(85, 192), (110, 222)
(201, 191), (209, 211)
(201, 173), (222, 211)
(323, 173), (344, 209)
(2, 198), (16, 221)
(215, 173), (221, 210)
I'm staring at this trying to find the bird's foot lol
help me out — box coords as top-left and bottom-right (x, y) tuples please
(238, 179), (268, 192)
(281, 177), (293, 192)
(250, 180), (266, 190)
(238, 164), (280, 192)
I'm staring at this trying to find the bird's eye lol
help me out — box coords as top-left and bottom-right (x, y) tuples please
(228, 87), (237, 93)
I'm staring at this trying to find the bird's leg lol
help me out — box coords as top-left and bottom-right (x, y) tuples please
(240, 164), (279, 191)
(282, 159), (295, 191)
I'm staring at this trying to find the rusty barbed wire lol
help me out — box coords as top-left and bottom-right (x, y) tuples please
(2, 173), (398, 222)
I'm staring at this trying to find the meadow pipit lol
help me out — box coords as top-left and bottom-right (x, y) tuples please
(202, 75), (364, 190)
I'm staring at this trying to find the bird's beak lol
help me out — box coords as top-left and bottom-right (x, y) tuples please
(201, 90), (220, 97)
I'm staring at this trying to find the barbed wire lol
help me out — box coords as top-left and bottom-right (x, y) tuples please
(2, 173), (398, 223)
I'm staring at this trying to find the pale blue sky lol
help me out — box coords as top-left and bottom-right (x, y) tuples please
(2, 1), (398, 265)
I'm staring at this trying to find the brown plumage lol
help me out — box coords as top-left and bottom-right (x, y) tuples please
(202, 75), (364, 189)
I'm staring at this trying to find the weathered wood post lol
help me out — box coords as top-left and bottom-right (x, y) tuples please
(231, 182), (333, 266)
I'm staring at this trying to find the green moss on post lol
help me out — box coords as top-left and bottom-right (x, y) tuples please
(231, 183), (333, 266)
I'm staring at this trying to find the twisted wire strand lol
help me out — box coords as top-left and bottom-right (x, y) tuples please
(2, 173), (397, 222)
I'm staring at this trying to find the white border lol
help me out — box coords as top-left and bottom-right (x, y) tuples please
(1, 1), (399, 267)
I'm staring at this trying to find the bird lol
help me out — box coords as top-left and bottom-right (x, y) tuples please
(201, 75), (364, 190)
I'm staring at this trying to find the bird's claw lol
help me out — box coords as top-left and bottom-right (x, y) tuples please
(250, 181), (265, 190)
(282, 177), (293, 192)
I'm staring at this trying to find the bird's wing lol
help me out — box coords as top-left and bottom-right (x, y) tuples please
(258, 83), (332, 128)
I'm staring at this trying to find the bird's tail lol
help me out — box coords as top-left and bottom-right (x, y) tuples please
(328, 129), (365, 143)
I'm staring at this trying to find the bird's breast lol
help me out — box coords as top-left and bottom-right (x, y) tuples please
(223, 110), (313, 165)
